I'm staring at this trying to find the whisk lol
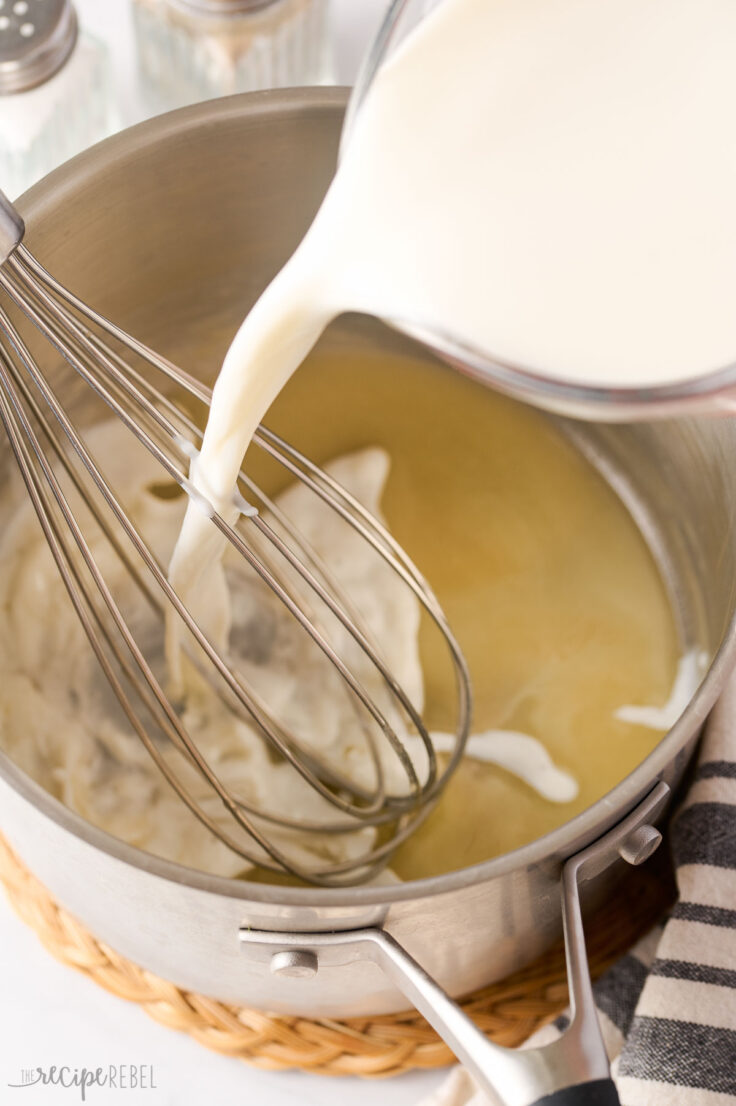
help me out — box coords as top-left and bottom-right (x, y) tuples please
(0, 189), (471, 887)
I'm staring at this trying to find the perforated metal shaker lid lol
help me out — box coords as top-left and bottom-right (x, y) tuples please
(0, 0), (78, 95)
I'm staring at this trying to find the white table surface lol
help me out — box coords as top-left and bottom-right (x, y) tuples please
(0, 2), (450, 1104)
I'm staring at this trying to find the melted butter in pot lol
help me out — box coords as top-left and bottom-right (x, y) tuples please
(0, 346), (688, 881)
(243, 345), (684, 880)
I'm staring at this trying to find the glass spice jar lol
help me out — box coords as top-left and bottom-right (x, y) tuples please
(0, 0), (117, 199)
(132, 0), (334, 116)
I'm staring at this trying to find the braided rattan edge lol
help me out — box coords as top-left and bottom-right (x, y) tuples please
(0, 834), (674, 1078)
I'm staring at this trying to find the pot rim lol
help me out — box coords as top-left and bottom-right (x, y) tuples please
(2, 87), (735, 908)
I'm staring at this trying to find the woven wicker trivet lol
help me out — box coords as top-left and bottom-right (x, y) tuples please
(0, 833), (675, 1078)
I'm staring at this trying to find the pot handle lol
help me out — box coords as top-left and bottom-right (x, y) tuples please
(240, 780), (670, 1106)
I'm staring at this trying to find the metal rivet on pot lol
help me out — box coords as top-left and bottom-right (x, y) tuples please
(619, 824), (662, 867)
(270, 949), (319, 979)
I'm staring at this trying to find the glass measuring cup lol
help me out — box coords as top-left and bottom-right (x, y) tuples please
(340, 0), (736, 424)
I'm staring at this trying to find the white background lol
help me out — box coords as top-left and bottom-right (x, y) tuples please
(0, 2), (450, 1104)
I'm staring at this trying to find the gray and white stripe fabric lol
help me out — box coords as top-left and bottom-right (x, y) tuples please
(418, 673), (736, 1106)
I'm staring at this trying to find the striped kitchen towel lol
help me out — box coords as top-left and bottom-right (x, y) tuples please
(419, 671), (736, 1106)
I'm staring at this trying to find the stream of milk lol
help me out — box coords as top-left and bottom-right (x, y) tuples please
(169, 0), (722, 816)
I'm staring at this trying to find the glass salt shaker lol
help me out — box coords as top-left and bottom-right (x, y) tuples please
(0, 0), (117, 199)
(132, 0), (334, 117)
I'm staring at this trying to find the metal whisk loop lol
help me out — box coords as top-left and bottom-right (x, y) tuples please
(0, 189), (472, 885)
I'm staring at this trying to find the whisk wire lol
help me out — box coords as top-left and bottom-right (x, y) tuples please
(0, 205), (472, 885)
(3, 252), (459, 805)
(0, 343), (426, 884)
(1, 264), (424, 798)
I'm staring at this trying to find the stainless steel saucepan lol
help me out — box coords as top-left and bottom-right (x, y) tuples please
(0, 90), (735, 1106)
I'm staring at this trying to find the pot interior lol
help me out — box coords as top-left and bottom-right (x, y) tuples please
(1, 91), (735, 892)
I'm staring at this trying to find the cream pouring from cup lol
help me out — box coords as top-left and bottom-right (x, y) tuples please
(177, 0), (736, 652)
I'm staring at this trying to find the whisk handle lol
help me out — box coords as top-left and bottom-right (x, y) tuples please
(0, 189), (25, 266)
